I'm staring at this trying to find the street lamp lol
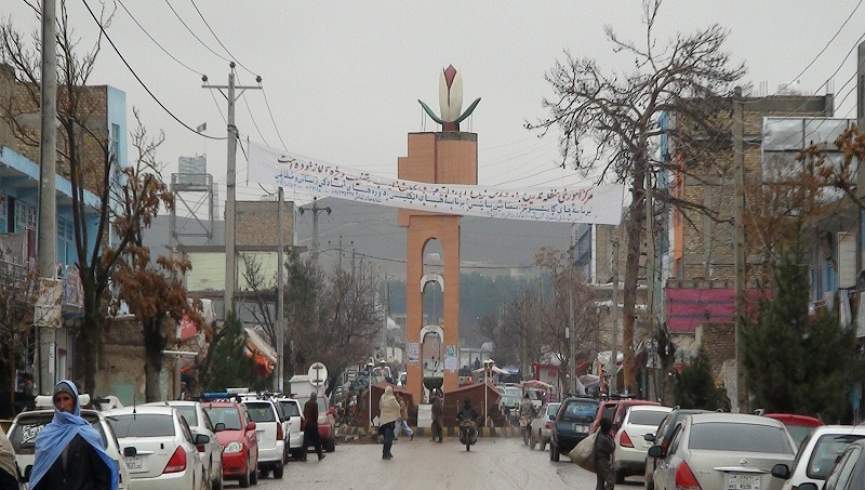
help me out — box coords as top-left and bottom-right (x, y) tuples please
(483, 358), (495, 428)
(366, 359), (374, 430)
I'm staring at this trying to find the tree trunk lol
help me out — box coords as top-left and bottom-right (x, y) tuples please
(143, 318), (166, 402)
(622, 162), (646, 394)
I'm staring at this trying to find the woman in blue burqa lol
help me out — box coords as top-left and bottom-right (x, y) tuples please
(29, 380), (118, 490)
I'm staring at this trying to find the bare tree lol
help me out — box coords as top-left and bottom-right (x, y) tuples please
(528, 0), (745, 391)
(0, 246), (36, 416)
(240, 254), (277, 346)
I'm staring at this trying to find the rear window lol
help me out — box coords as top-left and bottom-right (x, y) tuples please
(11, 414), (107, 453)
(107, 414), (175, 438)
(245, 403), (276, 423)
(807, 434), (865, 480)
(628, 410), (669, 427)
(561, 400), (598, 423)
(173, 406), (198, 426)
(280, 401), (301, 417)
(205, 407), (242, 430)
(689, 422), (793, 454)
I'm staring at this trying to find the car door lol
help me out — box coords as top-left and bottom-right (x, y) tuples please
(240, 407), (258, 464)
(655, 423), (685, 490)
(824, 446), (861, 490)
(200, 407), (222, 481)
(178, 414), (203, 490)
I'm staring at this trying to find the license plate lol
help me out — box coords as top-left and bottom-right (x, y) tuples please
(572, 424), (587, 432)
(124, 456), (144, 472)
(726, 473), (760, 490)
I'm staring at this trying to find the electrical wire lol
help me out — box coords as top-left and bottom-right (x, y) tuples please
(188, 0), (258, 76)
(814, 30), (865, 95)
(786, 0), (864, 85)
(116, 0), (203, 76)
(319, 249), (538, 270)
(80, 0), (225, 140)
(242, 93), (271, 148)
(490, 166), (561, 187)
(163, 0), (232, 64)
(261, 88), (290, 152)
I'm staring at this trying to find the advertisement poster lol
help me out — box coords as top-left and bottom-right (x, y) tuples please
(444, 345), (458, 371)
(407, 342), (420, 363)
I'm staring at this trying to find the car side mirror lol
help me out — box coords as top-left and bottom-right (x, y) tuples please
(796, 484), (818, 490)
(195, 434), (210, 452)
(647, 445), (665, 458)
(214, 422), (226, 432)
(643, 433), (656, 442)
(123, 446), (137, 458)
(771, 464), (791, 480)
(246, 421), (256, 431)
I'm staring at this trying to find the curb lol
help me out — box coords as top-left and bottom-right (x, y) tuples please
(337, 425), (522, 440)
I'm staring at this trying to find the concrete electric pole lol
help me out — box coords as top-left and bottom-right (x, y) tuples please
(202, 63), (261, 318)
(37, 0), (58, 394)
(568, 224), (577, 395)
(645, 169), (656, 400)
(275, 186), (285, 393)
(609, 232), (620, 395)
(733, 85), (747, 413)
(298, 197), (332, 266)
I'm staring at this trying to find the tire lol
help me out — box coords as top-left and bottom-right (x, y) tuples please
(213, 476), (223, 490)
(290, 449), (304, 460)
(616, 470), (625, 484)
(273, 462), (284, 479)
(529, 430), (537, 450)
(239, 463), (251, 489)
(466, 441), (471, 451)
(250, 466), (259, 485)
(550, 442), (560, 462)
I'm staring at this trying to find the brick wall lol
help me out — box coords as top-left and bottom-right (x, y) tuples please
(236, 201), (295, 247)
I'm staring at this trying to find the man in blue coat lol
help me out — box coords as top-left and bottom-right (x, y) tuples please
(30, 380), (118, 490)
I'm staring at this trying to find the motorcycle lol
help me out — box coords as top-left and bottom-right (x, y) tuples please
(458, 420), (479, 451)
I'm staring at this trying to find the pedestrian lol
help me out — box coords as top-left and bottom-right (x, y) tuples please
(302, 393), (326, 462)
(430, 389), (444, 443)
(0, 427), (20, 490)
(378, 385), (401, 460)
(30, 380), (119, 490)
(594, 418), (616, 490)
(394, 396), (414, 441)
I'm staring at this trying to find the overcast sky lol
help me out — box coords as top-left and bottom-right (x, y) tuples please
(4, 0), (861, 205)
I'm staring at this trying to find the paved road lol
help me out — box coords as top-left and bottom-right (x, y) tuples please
(226, 438), (645, 489)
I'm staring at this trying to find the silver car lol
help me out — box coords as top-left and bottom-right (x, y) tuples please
(649, 412), (796, 490)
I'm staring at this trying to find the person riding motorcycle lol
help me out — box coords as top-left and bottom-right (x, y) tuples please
(518, 393), (536, 443)
(456, 399), (479, 424)
(456, 399), (480, 450)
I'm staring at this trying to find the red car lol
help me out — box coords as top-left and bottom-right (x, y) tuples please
(590, 398), (660, 435)
(764, 412), (823, 448)
(203, 401), (259, 488)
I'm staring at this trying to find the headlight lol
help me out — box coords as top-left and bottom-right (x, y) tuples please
(224, 442), (243, 454)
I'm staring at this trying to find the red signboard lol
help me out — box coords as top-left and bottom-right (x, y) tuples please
(665, 288), (766, 333)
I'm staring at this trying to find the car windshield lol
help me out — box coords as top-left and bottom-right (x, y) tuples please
(10, 414), (107, 453)
(173, 406), (198, 426)
(504, 387), (521, 397)
(561, 400), (598, 423)
(786, 424), (817, 448)
(205, 407), (242, 430)
(546, 404), (561, 417)
(628, 410), (669, 427)
(280, 401), (301, 417)
(107, 414), (175, 438)
(245, 402), (276, 423)
(689, 422), (793, 454)
(807, 434), (865, 479)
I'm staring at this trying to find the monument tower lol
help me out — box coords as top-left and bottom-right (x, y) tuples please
(399, 65), (480, 403)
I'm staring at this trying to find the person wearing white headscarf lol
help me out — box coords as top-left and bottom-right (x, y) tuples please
(377, 386), (401, 460)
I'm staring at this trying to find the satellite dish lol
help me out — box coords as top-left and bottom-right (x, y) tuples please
(307, 362), (328, 387)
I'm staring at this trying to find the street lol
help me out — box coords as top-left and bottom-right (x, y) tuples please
(229, 438), (644, 489)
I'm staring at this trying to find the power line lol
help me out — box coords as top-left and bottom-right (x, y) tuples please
(786, 0), (864, 85)
(242, 93), (271, 148)
(116, 0), (203, 76)
(490, 166), (561, 187)
(163, 0), (232, 63)
(815, 30), (865, 95)
(320, 249), (538, 270)
(188, 0), (258, 76)
(261, 88), (289, 151)
(80, 0), (225, 140)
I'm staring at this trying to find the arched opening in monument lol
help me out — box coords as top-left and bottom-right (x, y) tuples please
(420, 239), (445, 394)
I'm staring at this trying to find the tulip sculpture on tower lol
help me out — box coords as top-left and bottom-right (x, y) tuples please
(418, 64), (482, 132)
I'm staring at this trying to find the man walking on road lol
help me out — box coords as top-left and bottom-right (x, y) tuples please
(594, 418), (616, 490)
(303, 393), (326, 462)
(430, 389), (444, 443)
(378, 386), (401, 460)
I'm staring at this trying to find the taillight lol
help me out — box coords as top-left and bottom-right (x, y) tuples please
(277, 423), (284, 441)
(163, 446), (187, 474)
(675, 461), (702, 490)
(619, 431), (634, 448)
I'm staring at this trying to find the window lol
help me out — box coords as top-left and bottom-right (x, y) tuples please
(10, 413), (107, 453)
(201, 410), (215, 432)
(546, 404), (560, 418)
(110, 123), (120, 164)
(628, 410), (669, 427)
(179, 415), (194, 444)
(107, 414), (175, 438)
(280, 401), (301, 418)
(244, 402), (276, 423)
(601, 403), (616, 422)
(666, 424), (684, 459)
(688, 423), (793, 454)
(807, 434), (865, 480)
(560, 400), (598, 423)
(204, 407), (242, 430)
(173, 405), (198, 426)
(825, 446), (861, 490)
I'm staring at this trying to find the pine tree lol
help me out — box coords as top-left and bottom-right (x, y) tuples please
(675, 347), (730, 410)
(201, 314), (268, 392)
(743, 242), (860, 422)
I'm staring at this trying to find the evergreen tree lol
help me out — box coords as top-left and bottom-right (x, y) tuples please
(674, 347), (730, 410)
(743, 242), (860, 422)
(201, 313), (268, 392)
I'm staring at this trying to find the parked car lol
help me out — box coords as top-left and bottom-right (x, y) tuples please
(549, 396), (599, 462)
(590, 397), (660, 435)
(275, 397), (304, 460)
(241, 398), (285, 478)
(797, 438), (865, 490)
(498, 386), (522, 424)
(529, 402), (560, 451)
(769, 425), (865, 490)
(612, 405), (672, 484)
(8, 408), (130, 489)
(763, 413), (823, 448)
(643, 409), (708, 490)
(202, 401), (259, 488)
(295, 395), (337, 453)
(649, 412), (796, 490)
(106, 406), (209, 490)
(145, 401), (223, 490)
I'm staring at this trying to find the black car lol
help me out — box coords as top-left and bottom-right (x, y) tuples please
(798, 439), (865, 490)
(642, 408), (707, 490)
(549, 396), (599, 462)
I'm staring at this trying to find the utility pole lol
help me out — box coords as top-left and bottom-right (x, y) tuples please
(37, 0), (58, 394)
(645, 169), (656, 401)
(733, 85), (747, 413)
(337, 235), (344, 272)
(568, 224), (577, 395)
(856, 41), (865, 278)
(275, 186), (285, 393)
(298, 197), (332, 266)
(609, 232), (620, 395)
(202, 62), (261, 318)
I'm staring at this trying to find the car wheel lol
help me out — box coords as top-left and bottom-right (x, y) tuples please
(291, 449), (304, 460)
(239, 463), (251, 489)
(550, 442), (560, 462)
(529, 430), (536, 450)
(616, 469), (625, 484)
(273, 462), (284, 479)
(213, 476), (223, 490)
(250, 465), (259, 485)
(540, 437), (547, 452)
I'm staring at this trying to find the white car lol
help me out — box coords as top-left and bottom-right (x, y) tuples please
(8, 409), (130, 489)
(106, 406), (209, 490)
(276, 397), (304, 460)
(772, 425), (865, 490)
(529, 402), (560, 451)
(241, 398), (285, 479)
(146, 401), (224, 490)
(613, 405), (672, 483)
